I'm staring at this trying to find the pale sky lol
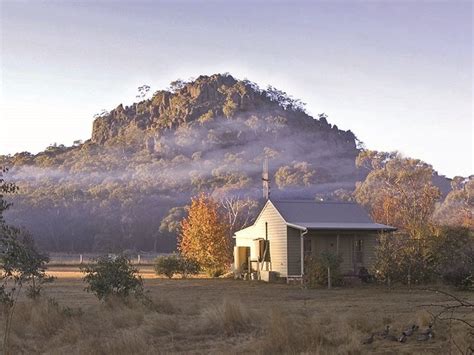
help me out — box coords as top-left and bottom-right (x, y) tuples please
(0, 0), (472, 177)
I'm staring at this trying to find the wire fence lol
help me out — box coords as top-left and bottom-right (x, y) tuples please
(47, 252), (168, 265)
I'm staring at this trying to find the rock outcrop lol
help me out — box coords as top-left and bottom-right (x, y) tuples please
(91, 74), (343, 146)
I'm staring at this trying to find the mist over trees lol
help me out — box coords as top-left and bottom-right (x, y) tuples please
(0, 74), (469, 253)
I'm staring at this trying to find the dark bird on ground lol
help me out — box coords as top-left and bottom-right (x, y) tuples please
(417, 332), (434, 341)
(402, 324), (418, 336)
(420, 324), (433, 336)
(363, 334), (374, 345)
(379, 325), (390, 338)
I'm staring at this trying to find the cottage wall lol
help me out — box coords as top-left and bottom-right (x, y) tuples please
(306, 231), (379, 274)
(234, 202), (289, 277)
(361, 232), (378, 268)
(287, 227), (302, 276)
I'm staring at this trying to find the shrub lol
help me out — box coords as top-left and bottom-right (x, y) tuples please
(304, 251), (343, 288)
(372, 232), (404, 285)
(0, 227), (51, 301)
(428, 226), (474, 290)
(373, 232), (435, 286)
(0, 226), (52, 354)
(177, 257), (200, 278)
(154, 255), (180, 279)
(441, 267), (473, 290)
(81, 255), (143, 301)
(154, 255), (200, 279)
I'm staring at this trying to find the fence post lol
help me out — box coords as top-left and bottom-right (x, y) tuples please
(79, 254), (83, 264)
(137, 254), (141, 265)
(327, 266), (332, 289)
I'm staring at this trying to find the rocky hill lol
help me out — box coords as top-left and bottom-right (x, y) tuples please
(91, 74), (355, 146)
(88, 74), (358, 177)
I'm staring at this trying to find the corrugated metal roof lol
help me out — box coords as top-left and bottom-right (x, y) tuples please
(289, 222), (396, 231)
(271, 200), (396, 231)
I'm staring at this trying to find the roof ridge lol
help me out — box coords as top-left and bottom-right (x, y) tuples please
(271, 199), (357, 205)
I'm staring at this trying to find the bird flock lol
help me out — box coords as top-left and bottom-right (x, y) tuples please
(363, 324), (434, 345)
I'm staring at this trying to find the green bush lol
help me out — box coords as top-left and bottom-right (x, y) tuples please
(429, 227), (474, 290)
(154, 254), (180, 278)
(442, 266), (473, 291)
(178, 257), (200, 278)
(0, 227), (52, 301)
(304, 251), (343, 288)
(0, 226), (52, 355)
(154, 254), (200, 279)
(80, 255), (143, 301)
(372, 232), (434, 286)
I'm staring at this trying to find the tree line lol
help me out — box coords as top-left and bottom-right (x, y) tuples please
(353, 151), (473, 289)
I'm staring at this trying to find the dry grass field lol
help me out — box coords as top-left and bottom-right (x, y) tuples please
(2, 266), (473, 354)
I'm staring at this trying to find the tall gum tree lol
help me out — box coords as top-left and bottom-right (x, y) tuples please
(355, 151), (440, 239)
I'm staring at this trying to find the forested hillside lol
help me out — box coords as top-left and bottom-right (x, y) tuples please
(0, 74), (459, 252)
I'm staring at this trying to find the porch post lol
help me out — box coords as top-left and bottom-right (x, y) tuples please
(352, 233), (356, 273)
(300, 229), (308, 277)
(336, 233), (340, 255)
(300, 232), (304, 276)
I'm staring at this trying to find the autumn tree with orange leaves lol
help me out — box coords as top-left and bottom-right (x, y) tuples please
(179, 194), (232, 276)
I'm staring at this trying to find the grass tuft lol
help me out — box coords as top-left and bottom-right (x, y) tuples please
(201, 299), (257, 335)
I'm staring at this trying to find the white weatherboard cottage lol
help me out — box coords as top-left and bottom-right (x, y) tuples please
(233, 200), (396, 282)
